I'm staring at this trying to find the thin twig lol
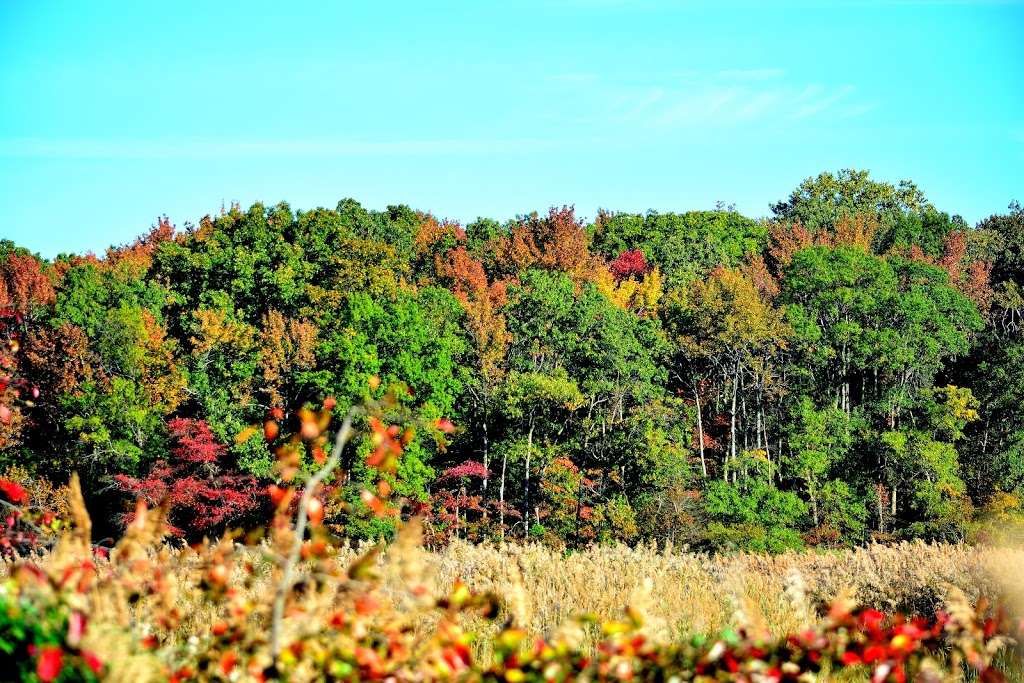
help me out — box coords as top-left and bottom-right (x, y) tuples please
(269, 407), (357, 661)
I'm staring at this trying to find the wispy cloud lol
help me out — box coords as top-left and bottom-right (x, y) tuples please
(837, 102), (880, 119)
(607, 75), (871, 129)
(791, 84), (855, 119)
(714, 68), (786, 81)
(649, 87), (742, 126)
(0, 137), (562, 160)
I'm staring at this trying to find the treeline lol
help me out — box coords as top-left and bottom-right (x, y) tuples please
(1, 169), (1022, 550)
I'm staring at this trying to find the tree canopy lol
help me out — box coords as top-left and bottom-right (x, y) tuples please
(2, 170), (1021, 549)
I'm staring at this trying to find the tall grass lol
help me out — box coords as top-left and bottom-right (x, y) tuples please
(4, 521), (1021, 680)
(365, 540), (1024, 643)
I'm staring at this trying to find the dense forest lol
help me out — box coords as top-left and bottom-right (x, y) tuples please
(1, 169), (1022, 551)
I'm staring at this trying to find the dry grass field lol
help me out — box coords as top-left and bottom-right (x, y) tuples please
(4, 470), (1022, 681)
(365, 540), (1024, 643)
(5, 517), (1023, 681)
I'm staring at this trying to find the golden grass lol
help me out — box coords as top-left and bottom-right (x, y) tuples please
(273, 538), (1020, 656)
(5, 532), (1022, 680)
(9, 537), (1022, 641)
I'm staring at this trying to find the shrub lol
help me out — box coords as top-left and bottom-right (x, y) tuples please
(112, 418), (264, 539)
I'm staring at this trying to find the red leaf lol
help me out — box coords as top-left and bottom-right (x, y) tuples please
(36, 647), (63, 682)
(0, 478), (27, 504)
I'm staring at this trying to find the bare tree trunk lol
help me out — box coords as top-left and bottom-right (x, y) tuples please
(778, 437), (783, 483)
(524, 419), (534, 529)
(694, 382), (707, 478)
(755, 403), (763, 451)
(728, 360), (739, 481)
(499, 451), (507, 541)
(877, 485), (885, 534)
(482, 405), (490, 492)
(742, 391), (749, 452)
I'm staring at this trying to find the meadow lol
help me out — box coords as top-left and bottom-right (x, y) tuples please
(417, 540), (1024, 641)
(3, 508), (1022, 682)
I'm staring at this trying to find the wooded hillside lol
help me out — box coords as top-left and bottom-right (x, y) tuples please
(2, 169), (1022, 550)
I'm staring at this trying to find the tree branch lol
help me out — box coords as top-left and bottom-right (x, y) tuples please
(269, 407), (357, 661)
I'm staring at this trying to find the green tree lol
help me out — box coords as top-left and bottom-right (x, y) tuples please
(784, 397), (856, 528)
(771, 169), (929, 236)
(702, 463), (808, 553)
(665, 267), (789, 477)
(591, 209), (767, 287)
(503, 269), (669, 540)
(498, 369), (584, 535)
(875, 208), (962, 258)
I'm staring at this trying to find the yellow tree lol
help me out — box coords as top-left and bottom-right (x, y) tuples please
(666, 267), (789, 479)
(593, 265), (664, 318)
(258, 310), (318, 408)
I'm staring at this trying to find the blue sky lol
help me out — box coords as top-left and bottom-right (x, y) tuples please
(1, 1), (1021, 258)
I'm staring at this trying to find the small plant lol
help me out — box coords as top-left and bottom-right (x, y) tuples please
(0, 584), (104, 682)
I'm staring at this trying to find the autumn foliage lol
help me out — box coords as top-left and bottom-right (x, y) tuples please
(113, 418), (262, 538)
(0, 171), (1021, 560)
(609, 249), (650, 281)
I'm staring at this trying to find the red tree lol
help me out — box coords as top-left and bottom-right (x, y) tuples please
(439, 460), (491, 482)
(114, 418), (264, 538)
(430, 460), (493, 543)
(741, 253), (780, 299)
(609, 249), (649, 282)
(963, 260), (994, 315)
(0, 252), (55, 321)
(909, 230), (994, 315)
(105, 216), (176, 269)
(435, 247), (490, 299)
(768, 220), (815, 268)
(496, 206), (594, 276)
